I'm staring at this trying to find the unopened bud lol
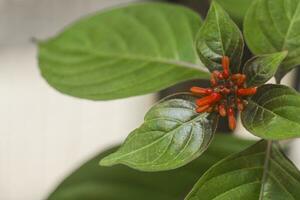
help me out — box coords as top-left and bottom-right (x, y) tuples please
(222, 56), (230, 78)
(196, 104), (211, 113)
(196, 92), (222, 107)
(190, 87), (213, 95)
(231, 74), (246, 86)
(210, 74), (218, 86)
(220, 87), (231, 95)
(237, 87), (257, 96)
(227, 107), (236, 130)
(218, 104), (227, 117)
(237, 98), (245, 111)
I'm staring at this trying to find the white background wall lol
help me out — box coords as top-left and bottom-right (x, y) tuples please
(0, 1), (155, 200)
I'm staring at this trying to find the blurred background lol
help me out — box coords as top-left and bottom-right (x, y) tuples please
(1, 0), (300, 199)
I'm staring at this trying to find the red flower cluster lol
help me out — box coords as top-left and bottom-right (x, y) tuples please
(190, 56), (257, 130)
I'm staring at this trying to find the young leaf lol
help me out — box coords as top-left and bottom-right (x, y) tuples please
(185, 140), (300, 200)
(100, 95), (218, 171)
(195, 1), (244, 73)
(48, 135), (254, 200)
(243, 51), (288, 87)
(244, 0), (300, 82)
(38, 3), (209, 100)
(214, 0), (253, 26)
(241, 84), (300, 140)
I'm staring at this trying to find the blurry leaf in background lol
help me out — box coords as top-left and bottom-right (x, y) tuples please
(38, 3), (209, 100)
(100, 95), (218, 171)
(243, 51), (287, 87)
(241, 84), (300, 140)
(244, 0), (300, 82)
(47, 134), (254, 200)
(196, 1), (244, 74)
(185, 140), (300, 200)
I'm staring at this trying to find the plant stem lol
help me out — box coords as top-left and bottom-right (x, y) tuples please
(259, 140), (273, 200)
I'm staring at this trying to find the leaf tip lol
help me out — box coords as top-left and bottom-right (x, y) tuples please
(280, 50), (289, 58)
(99, 155), (118, 167)
(210, 0), (228, 15)
(209, 1), (223, 14)
(210, 0), (220, 7)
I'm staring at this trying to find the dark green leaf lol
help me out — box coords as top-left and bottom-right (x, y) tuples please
(185, 140), (300, 200)
(48, 134), (254, 200)
(195, 1), (244, 73)
(244, 0), (300, 82)
(243, 52), (287, 87)
(38, 3), (209, 100)
(100, 95), (218, 171)
(241, 84), (300, 139)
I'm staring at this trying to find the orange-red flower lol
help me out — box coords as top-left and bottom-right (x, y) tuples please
(190, 56), (257, 130)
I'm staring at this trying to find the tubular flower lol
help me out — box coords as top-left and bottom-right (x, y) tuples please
(190, 56), (257, 130)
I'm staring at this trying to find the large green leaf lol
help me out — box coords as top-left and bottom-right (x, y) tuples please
(241, 84), (300, 139)
(244, 0), (300, 82)
(48, 134), (254, 200)
(100, 95), (218, 171)
(38, 3), (209, 100)
(195, 1), (244, 73)
(185, 140), (300, 200)
(243, 52), (287, 87)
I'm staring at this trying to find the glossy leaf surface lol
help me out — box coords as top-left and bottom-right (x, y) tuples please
(244, 0), (300, 81)
(100, 96), (218, 171)
(48, 134), (254, 200)
(38, 3), (209, 100)
(195, 1), (244, 73)
(185, 140), (300, 200)
(243, 52), (287, 87)
(241, 84), (300, 139)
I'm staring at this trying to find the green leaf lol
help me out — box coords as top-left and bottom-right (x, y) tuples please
(241, 84), (300, 140)
(244, 0), (300, 82)
(38, 3), (209, 100)
(243, 51), (288, 87)
(185, 140), (300, 200)
(48, 134), (254, 200)
(100, 95), (218, 171)
(195, 1), (244, 73)
(214, 0), (253, 26)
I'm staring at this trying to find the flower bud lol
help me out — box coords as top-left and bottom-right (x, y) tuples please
(222, 56), (230, 78)
(237, 98), (245, 111)
(237, 87), (257, 96)
(227, 107), (236, 130)
(196, 92), (222, 107)
(190, 87), (213, 95)
(196, 105), (211, 113)
(220, 87), (231, 95)
(218, 103), (227, 117)
(231, 74), (246, 86)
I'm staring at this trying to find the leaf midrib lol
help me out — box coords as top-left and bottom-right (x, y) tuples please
(43, 45), (209, 74)
(248, 99), (300, 127)
(212, 180), (260, 200)
(87, 51), (208, 72)
(281, 1), (300, 49)
(104, 114), (206, 163)
(259, 140), (272, 200)
(213, 4), (226, 55)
